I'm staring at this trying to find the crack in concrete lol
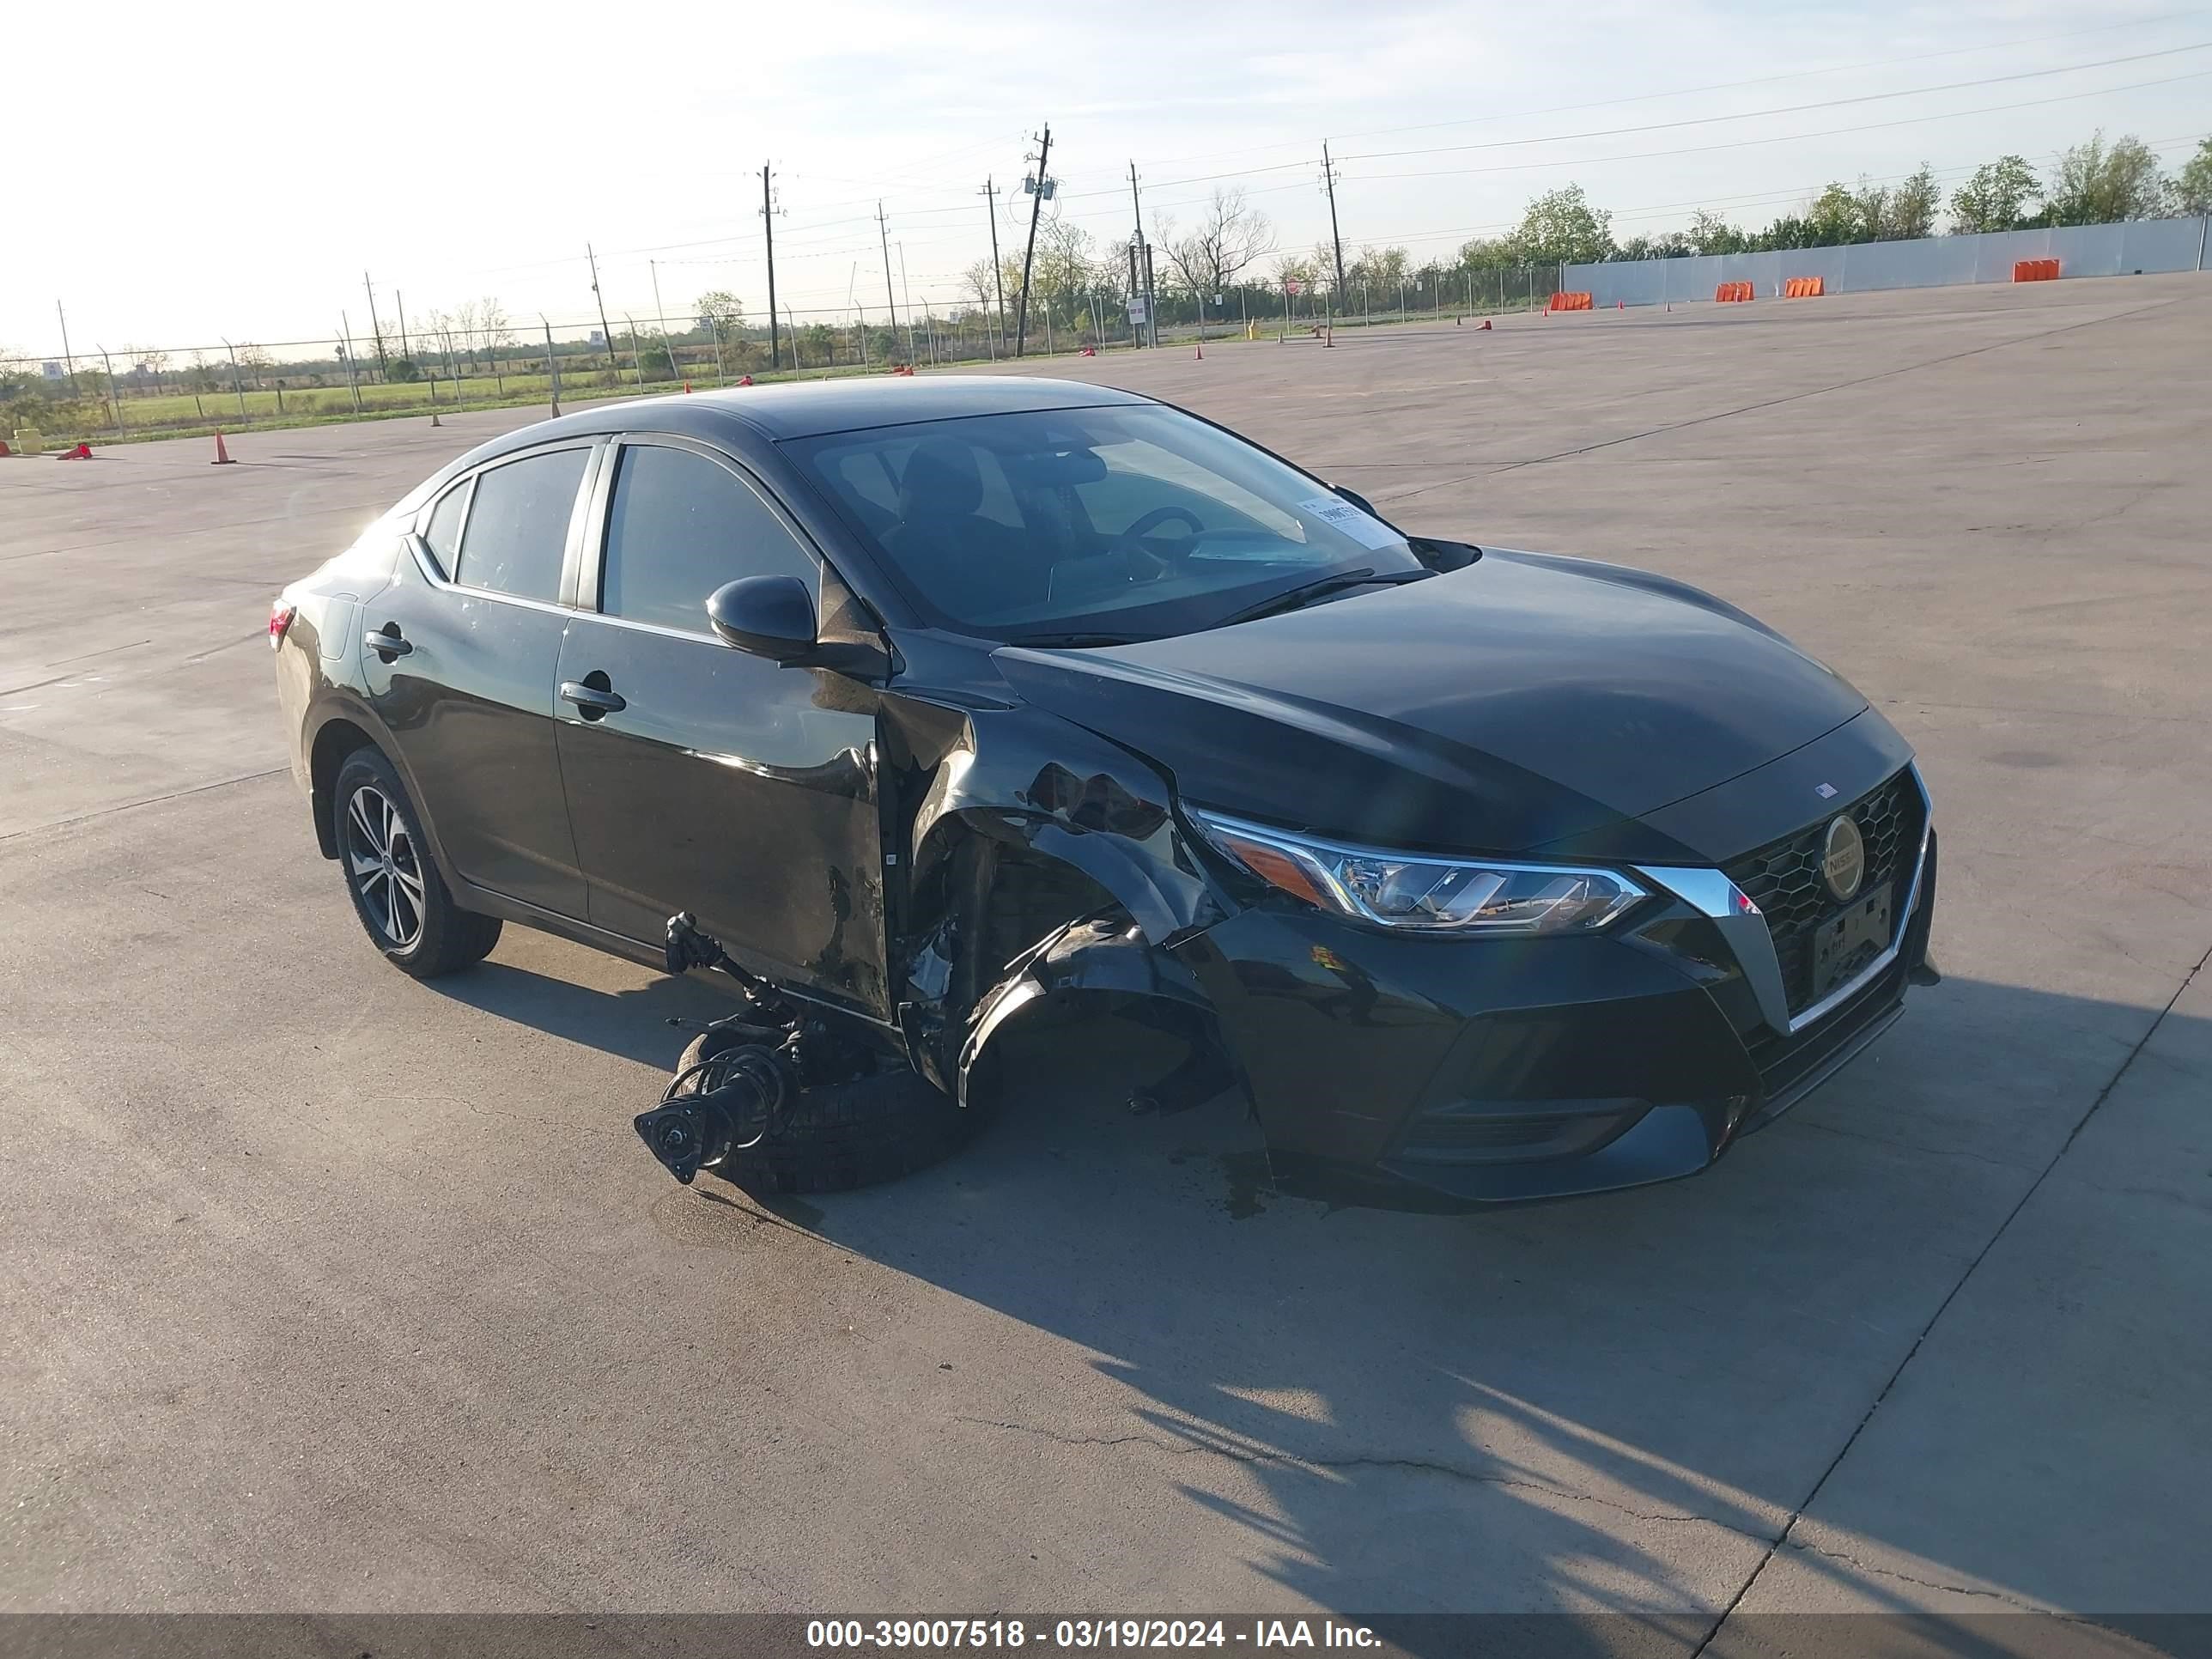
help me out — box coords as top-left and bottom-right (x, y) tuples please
(1692, 934), (2212, 1655)
(1783, 1537), (2051, 1610)
(1784, 1112), (2039, 1175)
(0, 767), (290, 847)
(957, 1414), (1774, 1540)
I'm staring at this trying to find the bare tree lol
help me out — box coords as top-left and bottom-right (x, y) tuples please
(962, 258), (999, 313)
(1152, 187), (1277, 297)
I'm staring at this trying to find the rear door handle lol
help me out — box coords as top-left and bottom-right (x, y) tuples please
(365, 628), (412, 658)
(559, 679), (627, 718)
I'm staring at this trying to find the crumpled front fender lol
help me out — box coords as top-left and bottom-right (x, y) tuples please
(955, 914), (1226, 1107)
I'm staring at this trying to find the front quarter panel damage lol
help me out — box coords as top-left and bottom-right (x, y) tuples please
(879, 694), (1241, 1109)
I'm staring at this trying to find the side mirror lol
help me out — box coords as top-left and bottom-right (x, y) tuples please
(706, 575), (817, 664)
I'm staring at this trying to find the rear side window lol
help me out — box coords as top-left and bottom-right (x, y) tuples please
(454, 448), (591, 602)
(599, 444), (817, 634)
(421, 480), (471, 575)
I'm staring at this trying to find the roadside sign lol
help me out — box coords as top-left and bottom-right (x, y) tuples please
(1284, 279), (1303, 295)
(1127, 300), (1149, 324)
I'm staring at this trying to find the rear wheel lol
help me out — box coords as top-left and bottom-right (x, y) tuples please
(332, 748), (501, 978)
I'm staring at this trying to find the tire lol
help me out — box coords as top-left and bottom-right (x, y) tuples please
(674, 1025), (994, 1196)
(331, 747), (502, 978)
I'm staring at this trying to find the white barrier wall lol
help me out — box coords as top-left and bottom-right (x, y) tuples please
(1563, 218), (2211, 307)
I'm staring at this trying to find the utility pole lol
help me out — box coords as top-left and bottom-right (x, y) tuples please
(99, 346), (122, 430)
(541, 315), (562, 416)
(1013, 123), (1052, 357)
(586, 244), (616, 373)
(981, 176), (1006, 355)
(54, 300), (78, 395)
(1127, 240), (1141, 347)
(1321, 143), (1346, 301)
(362, 271), (389, 379)
(396, 289), (410, 363)
(877, 203), (900, 345)
(897, 240), (920, 363)
(761, 165), (783, 373)
(650, 258), (676, 380)
(1127, 161), (1146, 348)
(1141, 242), (1159, 348)
(339, 314), (363, 412)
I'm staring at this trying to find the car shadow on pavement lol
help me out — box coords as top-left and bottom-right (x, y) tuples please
(422, 943), (2202, 1649)
(428, 956), (747, 1071)
(674, 971), (2197, 1651)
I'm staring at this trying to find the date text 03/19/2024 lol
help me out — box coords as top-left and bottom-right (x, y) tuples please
(805, 1620), (1382, 1650)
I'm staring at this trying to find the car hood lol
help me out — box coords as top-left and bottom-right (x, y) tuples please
(991, 549), (1869, 857)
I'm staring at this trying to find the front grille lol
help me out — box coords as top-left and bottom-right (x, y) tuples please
(1722, 771), (1923, 1016)
(1744, 959), (1905, 1104)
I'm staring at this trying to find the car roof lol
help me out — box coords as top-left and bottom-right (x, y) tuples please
(450, 374), (1152, 469)
(698, 374), (1152, 439)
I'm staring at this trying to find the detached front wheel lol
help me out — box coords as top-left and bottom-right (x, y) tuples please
(332, 748), (501, 978)
(674, 1025), (993, 1196)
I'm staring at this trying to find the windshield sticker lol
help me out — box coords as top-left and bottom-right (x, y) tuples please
(1298, 496), (1402, 550)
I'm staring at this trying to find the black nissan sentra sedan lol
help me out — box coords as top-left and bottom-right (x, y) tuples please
(273, 377), (1936, 1203)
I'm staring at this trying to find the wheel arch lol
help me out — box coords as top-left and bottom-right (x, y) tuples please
(302, 699), (451, 884)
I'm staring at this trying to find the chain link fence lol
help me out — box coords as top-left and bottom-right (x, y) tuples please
(3, 265), (1569, 449)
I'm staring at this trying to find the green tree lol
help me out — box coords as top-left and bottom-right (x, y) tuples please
(1346, 245), (1411, 294)
(696, 290), (745, 343)
(388, 357), (421, 383)
(1881, 165), (1942, 240)
(1753, 214), (1819, 251)
(1803, 184), (1865, 245)
(1687, 209), (1749, 255)
(1454, 235), (1515, 270)
(1950, 155), (2041, 233)
(2172, 137), (2212, 216)
(1507, 185), (1614, 264)
(2045, 131), (2170, 224)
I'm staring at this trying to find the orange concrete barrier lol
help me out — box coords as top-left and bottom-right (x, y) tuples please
(2013, 258), (2060, 283)
(1547, 291), (1593, 312)
(1716, 281), (1754, 303)
(1784, 276), (1825, 298)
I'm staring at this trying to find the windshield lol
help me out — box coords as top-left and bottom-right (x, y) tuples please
(785, 404), (1424, 643)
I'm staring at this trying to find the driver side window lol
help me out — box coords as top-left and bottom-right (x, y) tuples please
(599, 444), (817, 634)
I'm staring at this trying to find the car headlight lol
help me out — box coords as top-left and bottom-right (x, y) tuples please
(1188, 808), (1649, 935)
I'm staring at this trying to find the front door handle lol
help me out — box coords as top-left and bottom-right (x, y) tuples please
(560, 678), (627, 719)
(365, 627), (412, 659)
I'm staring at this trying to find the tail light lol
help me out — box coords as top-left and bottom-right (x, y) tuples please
(269, 600), (296, 649)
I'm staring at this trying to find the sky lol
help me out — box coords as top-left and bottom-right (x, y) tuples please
(3, 0), (2208, 360)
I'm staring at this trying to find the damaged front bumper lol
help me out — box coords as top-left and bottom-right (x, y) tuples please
(1158, 822), (1937, 1206)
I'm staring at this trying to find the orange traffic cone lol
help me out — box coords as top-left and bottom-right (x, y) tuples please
(684, 381), (692, 393)
(1194, 342), (1203, 360)
(211, 431), (236, 465)
(1617, 300), (1625, 310)
(58, 442), (92, 460)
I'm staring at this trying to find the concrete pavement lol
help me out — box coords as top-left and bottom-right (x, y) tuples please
(3, 274), (2208, 1644)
